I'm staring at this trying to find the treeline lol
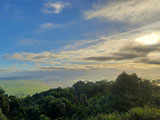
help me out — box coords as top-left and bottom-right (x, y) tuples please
(0, 72), (160, 120)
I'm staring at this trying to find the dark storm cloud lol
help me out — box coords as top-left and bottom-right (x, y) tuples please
(126, 44), (160, 53)
(139, 59), (160, 65)
(85, 43), (160, 64)
(86, 52), (144, 61)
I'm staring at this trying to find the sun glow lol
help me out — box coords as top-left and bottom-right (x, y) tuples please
(135, 34), (160, 45)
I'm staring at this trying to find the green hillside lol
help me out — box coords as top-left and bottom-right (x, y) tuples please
(0, 72), (160, 120)
(0, 80), (54, 96)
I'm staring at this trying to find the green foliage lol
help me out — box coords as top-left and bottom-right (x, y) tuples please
(124, 106), (160, 120)
(0, 109), (7, 120)
(0, 72), (159, 120)
(87, 113), (120, 120)
(88, 107), (160, 120)
(40, 115), (51, 120)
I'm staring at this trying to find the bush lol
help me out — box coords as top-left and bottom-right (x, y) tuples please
(0, 109), (7, 120)
(87, 107), (160, 120)
(87, 113), (120, 120)
(40, 115), (51, 120)
(123, 106), (160, 120)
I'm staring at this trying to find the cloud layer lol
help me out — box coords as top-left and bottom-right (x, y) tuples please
(2, 0), (160, 82)
(4, 21), (160, 70)
(84, 0), (160, 23)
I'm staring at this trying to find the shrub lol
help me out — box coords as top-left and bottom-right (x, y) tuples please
(87, 113), (120, 120)
(123, 106), (160, 120)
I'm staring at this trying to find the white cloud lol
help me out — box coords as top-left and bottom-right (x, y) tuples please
(44, 1), (71, 14)
(4, 52), (61, 65)
(40, 23), (60, 30)
(4, 22), (160, 70)
(84, 0), (160, 23)
(40, 23), (54, 29)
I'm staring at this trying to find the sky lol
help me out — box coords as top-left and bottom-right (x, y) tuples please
(1, 0), (160, 87)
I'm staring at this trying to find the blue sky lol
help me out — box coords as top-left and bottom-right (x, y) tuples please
(1, 0), (160, 87)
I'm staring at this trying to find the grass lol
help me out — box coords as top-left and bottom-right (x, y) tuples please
(0, 80), (55, 97)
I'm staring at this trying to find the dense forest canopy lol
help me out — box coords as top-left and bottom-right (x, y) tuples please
(0, 72), (160, 120)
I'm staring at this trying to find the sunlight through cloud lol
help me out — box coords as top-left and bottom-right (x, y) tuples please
(135, 33), (160, 45)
